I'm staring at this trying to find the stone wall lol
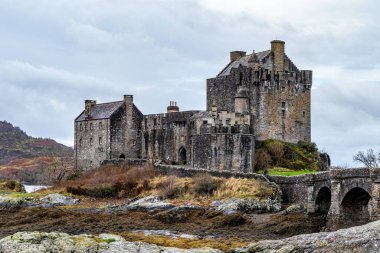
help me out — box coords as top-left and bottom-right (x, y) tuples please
(110, 101), (143, 159)
(268, 172), (330, 205)
(142, 111), (199, 164)
(155, 163), (268, 181)
(75, 118), (110, 170)
(253, 72), (311, 143)
(192, 133), (255, 173)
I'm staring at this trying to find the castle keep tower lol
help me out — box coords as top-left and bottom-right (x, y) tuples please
(207, 40), (312, 143)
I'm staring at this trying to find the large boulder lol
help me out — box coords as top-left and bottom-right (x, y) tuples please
(0, 197), (28, 210)
(0, 232), (223, 253)
(238, 219), (380, 253)
(117, 195), (176, 212)
(212, 198), (281, 214)
(40, 193), (79, 206)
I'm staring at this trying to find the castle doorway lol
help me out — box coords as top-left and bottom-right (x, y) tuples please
(178, 147), (187, 165)
(119, 154), (125, 159)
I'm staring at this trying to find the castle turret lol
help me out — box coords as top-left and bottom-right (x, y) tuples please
(234, 86), (250, 113)
(300, 70), (313, 87)
(271, 40), (285, 72)
(167, 101), (179, 113)
(84, 100), (96, 119)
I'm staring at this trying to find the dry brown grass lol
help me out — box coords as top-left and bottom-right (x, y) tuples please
(54, 165), (275, 202)
(58, 164), (156, 198)
(213, 177), (274, 199)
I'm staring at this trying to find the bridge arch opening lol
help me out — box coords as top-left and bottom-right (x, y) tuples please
(315, 187), (331, 214)
(341, 187), (371, 224)
(119, 154), (126, 159)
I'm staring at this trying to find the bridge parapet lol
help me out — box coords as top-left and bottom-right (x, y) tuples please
(268, 171), (331, 205)
(330, 168), (370, 179)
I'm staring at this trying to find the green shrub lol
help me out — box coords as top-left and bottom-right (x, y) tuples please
(255, 139), (320, 172)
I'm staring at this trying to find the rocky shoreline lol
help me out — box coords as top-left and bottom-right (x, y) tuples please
(2, 193), (376, 252)
(1, 219), (380, 253)
(0, 232), (222, 253)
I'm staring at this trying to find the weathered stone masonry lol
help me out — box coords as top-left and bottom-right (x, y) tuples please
(270, 168), (380, 225)
(75, 40), (312, 172)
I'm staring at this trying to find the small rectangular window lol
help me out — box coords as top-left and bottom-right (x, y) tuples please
(203, 120), (208, 125)
(281, 102), (286, 108)
(99, 137), (102, 145)
(153, 118), (157, 126)
(90, 123), (93, 130)
(281, 110), (286, 117)
(303, 111), (306, 118)
(90, 138), (93, 146)
(99, 122), (103, 129)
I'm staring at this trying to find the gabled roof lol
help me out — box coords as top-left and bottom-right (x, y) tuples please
(75, 101), (124, 122)
(217, 50), (271, 77)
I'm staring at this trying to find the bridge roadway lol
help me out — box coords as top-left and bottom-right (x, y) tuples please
(269, 168), (380, 224)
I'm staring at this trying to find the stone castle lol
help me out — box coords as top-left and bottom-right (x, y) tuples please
(74, 40), (312, 172)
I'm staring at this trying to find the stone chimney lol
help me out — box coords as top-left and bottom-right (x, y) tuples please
(123, 94), (133, 104)
(167, 101), (179, 113)
(84, 100), (96, 119)
(230, 51), (246, 62)
(271, 40), (285, 72)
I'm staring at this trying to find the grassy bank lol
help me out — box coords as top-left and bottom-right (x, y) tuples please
(55, 164), (277, 204)
(258, 167), (318, 176)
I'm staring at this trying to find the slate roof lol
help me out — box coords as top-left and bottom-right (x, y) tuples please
(75, 101), (124, 122)
(217, 50), (271, 77)
(190, 111), (212, 120)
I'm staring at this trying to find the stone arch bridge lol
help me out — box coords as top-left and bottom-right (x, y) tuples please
(269, 168), (380, 224)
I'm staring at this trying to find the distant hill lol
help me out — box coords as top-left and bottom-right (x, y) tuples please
(0, 121), (73, 165)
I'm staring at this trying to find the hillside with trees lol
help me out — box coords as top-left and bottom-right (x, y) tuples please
(0, 121), (74, 183)
(0, 121), (73, 165)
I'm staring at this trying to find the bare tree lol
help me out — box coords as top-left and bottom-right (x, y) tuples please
(353, 149), (380, 168)
(46, 157), (74, 183)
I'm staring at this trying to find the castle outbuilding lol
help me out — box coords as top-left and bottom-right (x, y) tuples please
(75, 40), (312, 172)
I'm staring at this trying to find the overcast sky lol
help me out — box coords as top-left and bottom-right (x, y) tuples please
(1, 0), (380, 166)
